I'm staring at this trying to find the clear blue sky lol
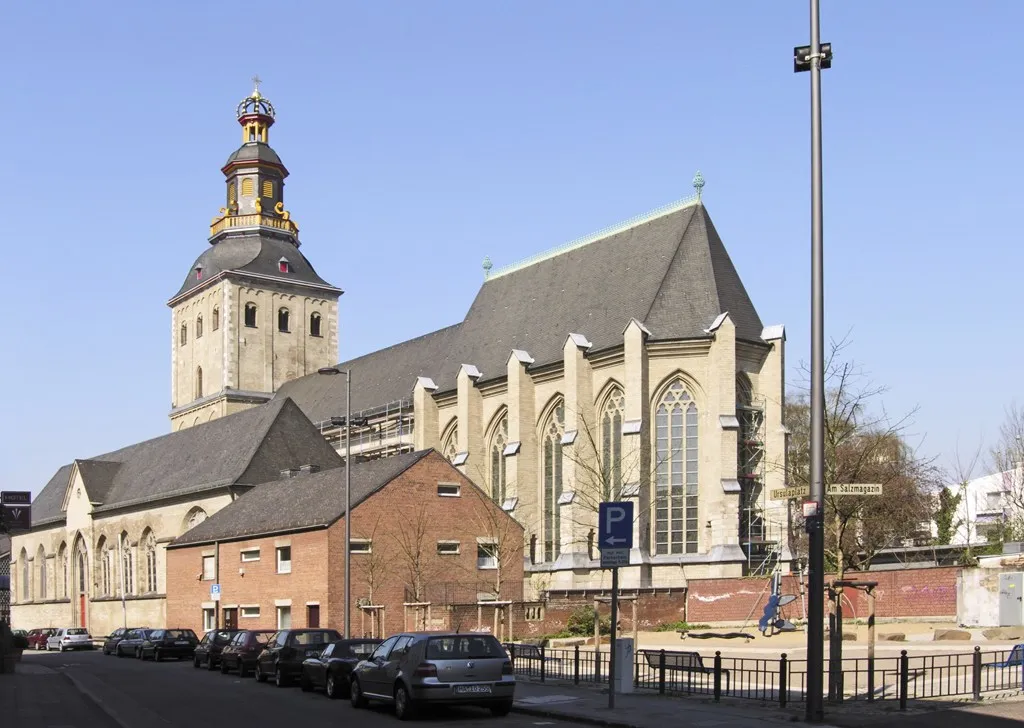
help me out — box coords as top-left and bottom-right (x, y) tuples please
(2, 1), (1021, 496)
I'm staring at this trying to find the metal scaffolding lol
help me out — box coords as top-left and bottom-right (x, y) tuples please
(318, 399), (415, 461)
(738, 397), (778, 575)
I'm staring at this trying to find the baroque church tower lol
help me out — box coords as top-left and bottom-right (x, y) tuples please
(167, 82), (341, 430)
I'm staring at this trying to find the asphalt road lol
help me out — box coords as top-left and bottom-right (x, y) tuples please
(22, 650), (578, 728)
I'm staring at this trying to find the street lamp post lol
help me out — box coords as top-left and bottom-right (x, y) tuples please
(794, 1), (832, 722)
(318, 366), (354, 639)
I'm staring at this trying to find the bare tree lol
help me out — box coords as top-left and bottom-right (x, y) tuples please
(351, 511), (394, 605)
(391, 503), (436, 604)
(992, 404), (1024, 541)
(785, 338), (938, 577)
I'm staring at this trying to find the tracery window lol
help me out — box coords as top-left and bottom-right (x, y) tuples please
(488, 413), (508, 505)
(654, 380), (699, 554)
(601, 386), (625, 502)
(441, 423), (458, 463)
(542, 400), (565, 562)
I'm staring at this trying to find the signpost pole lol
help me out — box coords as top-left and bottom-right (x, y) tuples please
(609, 566), (619, 709)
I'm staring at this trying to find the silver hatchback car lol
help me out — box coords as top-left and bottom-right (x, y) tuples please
(350, 632), (515, 720)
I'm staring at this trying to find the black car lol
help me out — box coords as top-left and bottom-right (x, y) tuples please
(255, 629), (342, 688)
(193, 629), (239, 670)
(300, 639), (381, 698)
(139, 629), (199, 661)
(219, 630), (276, 677)
(103, 627), (148, 656)
(115, 628), (154, 658)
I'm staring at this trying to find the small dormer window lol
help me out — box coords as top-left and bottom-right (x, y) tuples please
(279, 258), (291, 273)
(195, 266), (203, 281)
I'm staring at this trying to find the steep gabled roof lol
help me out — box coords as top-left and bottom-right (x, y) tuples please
(275, 199), (763, 420)
(29, 398), (343, 527)
(170, 450), (433, 546)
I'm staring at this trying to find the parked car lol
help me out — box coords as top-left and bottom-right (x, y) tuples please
(300, 638), (381, 698)
(139, 629), (199, 661)
(255, 629), (342, 687)
(115, 628), (153, 658)
(349, 632), (515, 720)
(46, 628), (92, 652)
(219, 630), (275, 677)
(193, 629), (239, 670)
(102, 627), (149, 656)
(27, 628), (55, 650)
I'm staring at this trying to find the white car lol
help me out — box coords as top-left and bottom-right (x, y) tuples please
(47, 627), (92, 652)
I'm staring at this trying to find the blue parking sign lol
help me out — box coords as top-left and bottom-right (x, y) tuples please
(598, 502), (633, 550)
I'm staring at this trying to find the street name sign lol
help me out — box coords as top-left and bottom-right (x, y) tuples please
(770, 484), (883, 500)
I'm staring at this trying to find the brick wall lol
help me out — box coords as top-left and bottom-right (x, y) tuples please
(686, 567), (959, 625)
(167, 451), (525, 638)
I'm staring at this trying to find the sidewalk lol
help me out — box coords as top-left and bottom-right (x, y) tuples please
(511, 678), (817, 727)
(0, 660), (120, 728)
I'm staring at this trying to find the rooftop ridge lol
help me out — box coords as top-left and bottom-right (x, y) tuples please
(487, 193), (701, 280)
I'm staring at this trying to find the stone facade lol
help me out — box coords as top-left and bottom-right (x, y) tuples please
(411, 317), (787, 594)
(10, 489), (229, 635)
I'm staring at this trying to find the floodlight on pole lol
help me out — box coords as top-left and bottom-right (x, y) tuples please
(794, 0), (831, 721)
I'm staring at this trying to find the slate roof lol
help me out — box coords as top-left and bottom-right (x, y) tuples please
(170, 449), (433, 546)
(276, 201), (764, 422)
(224, 142), (285, 170)
(29, 398), (344, 528)
(172, 233), (339, 300)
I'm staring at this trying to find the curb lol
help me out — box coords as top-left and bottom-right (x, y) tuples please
(63, 670), (135, 728)
(511, 704), (641, 727)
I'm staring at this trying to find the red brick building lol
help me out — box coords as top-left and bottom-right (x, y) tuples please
(166, 450), (523, 638)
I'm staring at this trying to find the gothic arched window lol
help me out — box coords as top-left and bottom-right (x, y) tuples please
(278, 307), (290, 333)
(196, 314), (203, 339)
(244, 303), (257, 328)
(20, 548), (29, 601)
(212, 306), (220, 331)
(196, 367), (203, 400)
(121, 533), (135, 596)
(57, 542), (68, 599)
(184, 507), (208, 531)
(37, 545), (47, 600)
(179, 323), (187, 346)
(143, 530), (158, 594)
(440, 422), (458, 463)
(310, 312), (322, 338)
(601, 386), (625, 502)
(488, 412), (508, 505)
(654, 380), (699, 555)
(97, 537), (111, 596)
(76, 547), (87, 595)
(542, 399), (565, 563)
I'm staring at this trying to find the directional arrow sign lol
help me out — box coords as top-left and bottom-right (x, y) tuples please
(598, 501), (633, 551)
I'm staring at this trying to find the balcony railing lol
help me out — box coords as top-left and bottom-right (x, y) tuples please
(209, 212), (299, 238)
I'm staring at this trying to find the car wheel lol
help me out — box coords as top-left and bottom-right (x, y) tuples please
(193, 655), (201, 668)
(350, 678), (367, 709)
(326, 673), (338, 699)
(59, 643), (65, 653)
(136, 649), (143, 660)
(255, 662), (267, 683)
(206, 655), (217, 671)
(220, 658), (230, 674)
(238, 661), (249, 678)
(490, 700), (513, 717)
(154, 649), (161, 662)
(274, 665), (288, 688)
(300, 671), (313, 692)
(394, 683), (416, 721)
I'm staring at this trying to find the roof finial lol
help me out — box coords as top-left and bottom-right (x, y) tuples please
(482, 256), (493, 280)
(251, 74), (262, 99)
(692, 170), (705, 201)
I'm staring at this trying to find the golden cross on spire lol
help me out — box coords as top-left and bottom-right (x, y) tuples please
(251, 74), (262, 98)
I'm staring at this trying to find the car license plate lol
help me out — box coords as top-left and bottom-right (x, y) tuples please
(454, 684), (492, 695)
(176, 641), (189, 645)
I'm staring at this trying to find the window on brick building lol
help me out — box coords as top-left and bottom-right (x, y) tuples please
(350, 540), (371, 554)
(437, 483), (461, 497)
(524, 605), (544, 621)
(202, 608), (216, 632)
(240, 548), (260, 562)
(276, 546), (292, 574)
(436, 541), (460, 556)
(241, 606), (260, 619)
(277, 605), (292, 629)
(477, 542), (498, 570)
(202, 555), (215, 581)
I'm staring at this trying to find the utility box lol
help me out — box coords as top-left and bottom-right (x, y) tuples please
(999, 572), (1024, 626)
(614, 638), (634, 694)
